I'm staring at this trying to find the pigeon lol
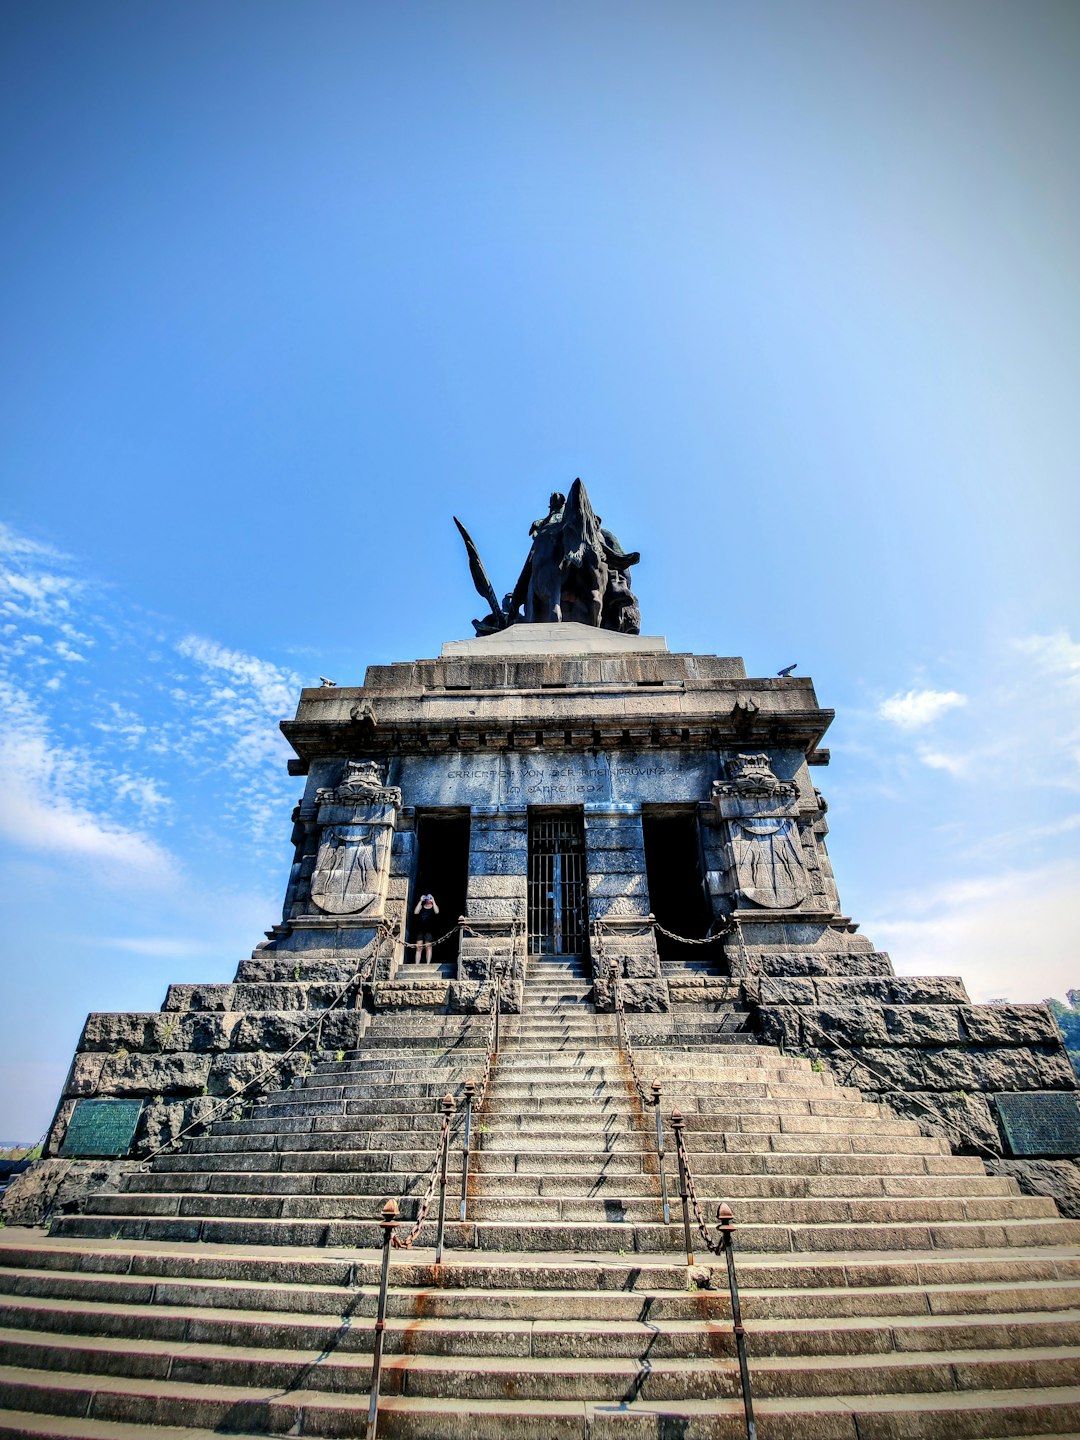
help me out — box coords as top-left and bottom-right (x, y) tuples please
(777, 663), (797, 677)
(319, 676), (337, 687)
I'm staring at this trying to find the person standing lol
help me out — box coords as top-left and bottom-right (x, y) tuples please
(412, 892), (440, 964)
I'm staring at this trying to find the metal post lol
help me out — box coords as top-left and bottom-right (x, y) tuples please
(434, 1093), (455, 1265)
(460, 1078), (475, 1222)
(367, 1197), (398, 1440)
(717, 1203), (756, 1440)
(671, 1109), (694, 1266)
(652, 1079), (670, 1225)
(493, 962), (504, 1054)
(608, 959), (623, 1049)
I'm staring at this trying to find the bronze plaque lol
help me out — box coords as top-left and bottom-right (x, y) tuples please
(997, 1091), (1080, 1157)
(59, 1099), (144, 1158)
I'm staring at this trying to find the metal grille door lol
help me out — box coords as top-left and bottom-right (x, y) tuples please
(528, 811), (588, 955)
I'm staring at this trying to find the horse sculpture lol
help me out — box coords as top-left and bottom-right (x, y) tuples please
(522, 478), (607, 625)
(455, 478), (641, 635)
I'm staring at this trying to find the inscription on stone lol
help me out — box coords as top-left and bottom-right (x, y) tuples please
(60, 1099), (144, 1157)
(997, 1092), (1080, 1157)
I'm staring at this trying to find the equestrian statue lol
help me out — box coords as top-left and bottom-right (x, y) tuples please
(454, 478), (641, 637)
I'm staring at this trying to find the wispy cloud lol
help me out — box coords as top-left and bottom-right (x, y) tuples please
(0, 520), (305, 880)
(0, 718), (176, 884)
(866, 859), (1080, 1005)
(878, 687), (967, 729)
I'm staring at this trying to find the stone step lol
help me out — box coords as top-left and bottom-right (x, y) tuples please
(6, 1267), (1080, 1331)
(5, 1388), (1080, 1440)
(3, 1336), (1080, 1416)
(47, 1211), (1080, 1255)
(6, 1235), (1080, 1297)
(4, 1305), (1080, 1385)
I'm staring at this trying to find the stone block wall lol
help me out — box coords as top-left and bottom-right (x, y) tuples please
(741, 937), (1078, 1157)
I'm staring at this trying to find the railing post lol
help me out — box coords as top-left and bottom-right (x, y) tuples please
(460, 1078), (475, 1222)
(608, 958), (624, 1049)
(717, 1203), (756, 1440)
(367, 1197), (398, 1440)
(671, 1109), (694, 1266)
(651, 1079), (670, 1225)
(493, 961), (505, 1054)
(434, 1093), (455, 1265)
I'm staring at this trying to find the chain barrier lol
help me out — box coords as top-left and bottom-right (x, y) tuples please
(653, 919), (733, 946)
(391, 1106), (453, 1250)
(670, 1113), (756, 1440)
(796, 1014), (1004, 1162)
(395, 921), (519, 1241)
(137, 923), (391, 1167)
(670, 1110), (725, 1259)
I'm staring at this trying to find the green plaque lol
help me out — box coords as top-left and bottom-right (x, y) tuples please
(59, 1099), (144, 1158)
(998, 1092), (1080, 1157)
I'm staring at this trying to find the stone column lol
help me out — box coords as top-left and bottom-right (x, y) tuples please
(459, 810), (527, 983)
(584, 807), (665, 1008)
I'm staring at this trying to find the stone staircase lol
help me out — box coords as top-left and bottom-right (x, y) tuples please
(1, 955), (1080, 1436)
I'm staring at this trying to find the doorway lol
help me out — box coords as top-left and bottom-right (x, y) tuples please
(641, 808), (715, 966)
(527, 809), (588, 956)
(412, 811), (470, 964)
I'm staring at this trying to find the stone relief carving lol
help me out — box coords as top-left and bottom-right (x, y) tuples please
(729, 817), (810, 909)
(315, 758), (401, 808)
(712, 753), (798, 801)
(309, 759), (401, 917)
(310, 824), (394, 916)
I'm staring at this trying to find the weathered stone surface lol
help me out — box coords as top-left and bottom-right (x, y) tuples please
(66, 1053), (106, 1096)
(882, 1005), (963, 1046)
(586, 872), (648, 898)
(207, 1051), (311, 1097)
(586, 849), (648, 874)
(795, 1004), (891, 1047)
(759, 977), (817, 1007)
(593, 975), (669, 1012)
(590, 895), (650, 919)
(448, 978), (523, 1014)
(465, 875), (528, 900)
(466, 899), (526, 920)
(97, 1051), (212, 1096)
(230, 1012), (311, 1051)
(882, 1089), (1000, 1154)
(0, 1158), (129, 1226)
(988, 1158), (1080, 1218)
(371, 981), (449, 1010)
(960, 1004), (1062, 1046)
(889, 975), (969, 1005)
(755, 953), (894, 979)
(467, 849), (528, 876)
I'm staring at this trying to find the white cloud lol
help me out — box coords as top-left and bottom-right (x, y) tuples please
(865, 859), (1080, 1005)
(176, 635), (299, 717)
(0, 728), (176, 884)
(917, 746), (969, 777)
(878, 688), (968, 729)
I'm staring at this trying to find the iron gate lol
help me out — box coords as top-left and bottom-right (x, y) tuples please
(527, 811), (588, 955)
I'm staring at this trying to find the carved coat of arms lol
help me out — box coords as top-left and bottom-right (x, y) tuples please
(309, 760), (401, 918)
(729, 817), (809, 909)
(714, 752), (810, 910)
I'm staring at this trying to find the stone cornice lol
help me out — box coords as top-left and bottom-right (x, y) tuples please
(282, 702), (834, 770)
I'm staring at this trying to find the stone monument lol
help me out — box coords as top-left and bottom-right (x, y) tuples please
(4, 481), (1080, 1438)
(9, 478), (1079, 1213)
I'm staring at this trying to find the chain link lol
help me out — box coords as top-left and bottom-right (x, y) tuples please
(653, 919), (733, 946)
(139, 924), (391, 1165)
(594, 927), (653, 1107)
(673, 1121), (726, 1256)
(391, 1112), (451, 1249)
(392, 920), (520, 1247)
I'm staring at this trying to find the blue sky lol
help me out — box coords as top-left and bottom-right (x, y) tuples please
(1, 0), (1078, 1139)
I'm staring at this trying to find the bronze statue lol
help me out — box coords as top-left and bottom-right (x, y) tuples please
(455, 478), (641, 635)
